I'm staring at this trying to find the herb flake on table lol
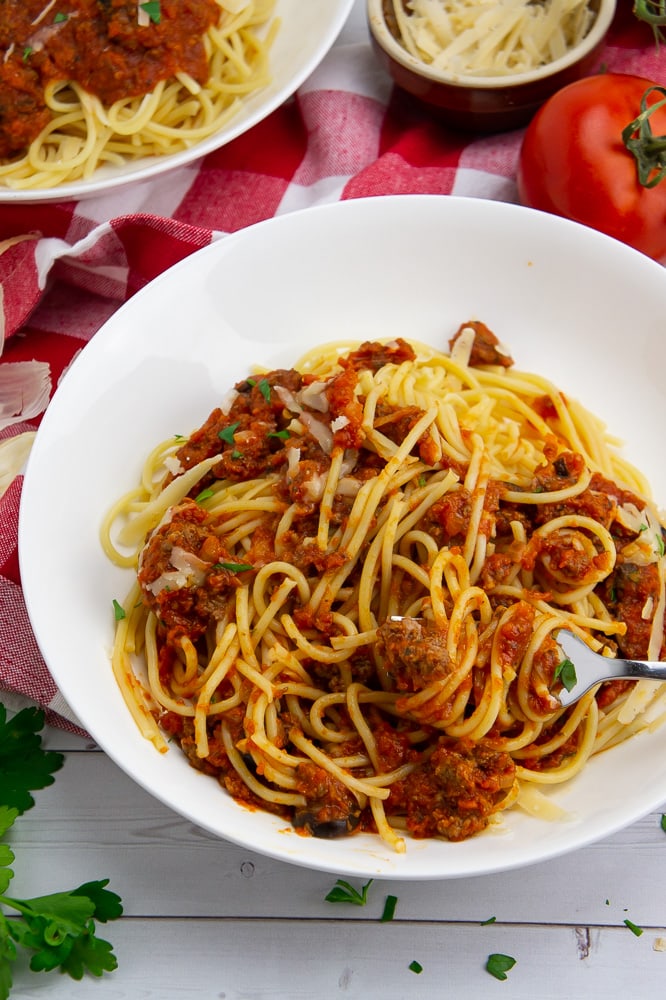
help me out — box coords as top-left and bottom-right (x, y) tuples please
(485, 953), (516, 980)
(0, 704), (123, 999)
(380, 894), (398, 922)
(624, 918), (644, 937)
(324, 878), (373, 905)
(408, 960), (423, 974)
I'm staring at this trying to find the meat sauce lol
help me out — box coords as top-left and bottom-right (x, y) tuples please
(0, 0), (220, 159)
(140, 330), (666, 843)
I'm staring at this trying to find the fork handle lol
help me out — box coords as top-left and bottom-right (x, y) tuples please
(613, 658), (666, 682)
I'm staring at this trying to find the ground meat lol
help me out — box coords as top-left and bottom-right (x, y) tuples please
(293, 761), (361, 837)
(397, 738), (515, 841)
(429, 488), (472, 545)
(173, 368), (302, 481)
(339, 338), (416, 373)
(377, 617), (450, 693)
(325, 367), (364, 449)
(600, 561), (663, 660)
(138, 498), (241, 641)
(532, 486), (616, 530)
(448, 321), (514, 368)
(532, 451), (585, 493)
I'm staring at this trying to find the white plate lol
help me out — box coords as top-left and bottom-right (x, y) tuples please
(19, 195), (666, 879)
(0, 0), (354, 205)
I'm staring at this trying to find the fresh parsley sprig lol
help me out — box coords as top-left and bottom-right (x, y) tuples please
(0, 704), (122, 998)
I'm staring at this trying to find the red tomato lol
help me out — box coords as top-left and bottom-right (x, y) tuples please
(517, 73), (666, 263)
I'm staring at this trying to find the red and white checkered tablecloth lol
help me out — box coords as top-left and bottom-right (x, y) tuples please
(0, 2), (662, 734)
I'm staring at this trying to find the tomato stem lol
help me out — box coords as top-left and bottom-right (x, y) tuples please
(622, 86), (666, 188)
(633, 0), (666, 45)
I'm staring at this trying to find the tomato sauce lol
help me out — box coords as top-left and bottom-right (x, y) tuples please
(0, 0), (220, 159)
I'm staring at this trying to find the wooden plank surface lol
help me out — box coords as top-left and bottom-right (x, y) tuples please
(6, 740), (666, 997)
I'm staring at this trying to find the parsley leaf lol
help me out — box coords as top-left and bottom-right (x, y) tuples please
(408, 960), (423, 974)
(380, 895), (397, 922)
(112, 599), (126, 622)
(324, 878), (373, 905)
(0, 705), (122, 997)
(247, 377), (271, 402)
(139, 0), (161, 24)
(480, 915), (497, 925)
(661, 813), (666, 833)
(486, 953), (516, 980)
(0, 706), (63, 814)
(218, 421), (240, 445)
(53, 11), (68, 22)
(195, 487), (214, 503)
(268, 430), (290, 440)
(624, 918), (644, 937)
(213, 561), (253, 574)
(553, 657), (577, 693)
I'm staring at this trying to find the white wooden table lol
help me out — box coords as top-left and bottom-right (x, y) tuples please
(6, 4), (666, 998)
(6, 720), (666, 999)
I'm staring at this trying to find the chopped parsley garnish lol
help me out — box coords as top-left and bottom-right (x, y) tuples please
(111, 599), (126, 622)
(195, 488), (214, 503)
(661, 813), (666, 833)
(657, 533), (665, 557)
(324, 878), (373, 905)
(139, 0), (161, 23)
(485, 953), (516, 980)
(480, 915), (497, 925)
(624, 918), (644, 937)
(218, 422), (240, 445)
(53, 11), (68, 22)
(231, 450), (243, 459)
(214, 561), (253, 573)
(408, 960), (423, 974)
(380, 895), (398, 922)
(0, 704), (122, 995)
(268, 430), (290, 440)
(22, 47), (33, 61)
(247, 377), (271, 403)
(554, 657), (577, 693)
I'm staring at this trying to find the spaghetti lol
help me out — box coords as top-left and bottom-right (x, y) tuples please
(0, 0), (277, 190)
(102, 322), (666, 850)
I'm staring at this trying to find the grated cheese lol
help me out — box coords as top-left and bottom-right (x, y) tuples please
(392, 0), (596, 78)
(0, 431), (36, 499)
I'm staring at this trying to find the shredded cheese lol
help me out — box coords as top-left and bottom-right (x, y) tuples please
(392, 0), (596, 78)
(31, 0), (57, 26)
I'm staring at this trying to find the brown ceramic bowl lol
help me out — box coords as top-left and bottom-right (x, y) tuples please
(367, 0), (616, 131)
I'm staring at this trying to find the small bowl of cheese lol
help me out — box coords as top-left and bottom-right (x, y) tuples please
(367, 0), (616, 131)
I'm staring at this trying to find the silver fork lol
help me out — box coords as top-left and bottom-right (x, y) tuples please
(555, 630), (666, 707)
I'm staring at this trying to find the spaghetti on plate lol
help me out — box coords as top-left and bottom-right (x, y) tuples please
(102, 324), (666, 850)
(0, 0), (277, 190)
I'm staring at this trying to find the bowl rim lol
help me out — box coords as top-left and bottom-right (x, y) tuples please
(367, 0), (617, 91)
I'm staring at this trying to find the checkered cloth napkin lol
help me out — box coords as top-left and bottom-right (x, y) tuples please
(0, 4), (661, 734)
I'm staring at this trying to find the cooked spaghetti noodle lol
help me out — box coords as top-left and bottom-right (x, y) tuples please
(102, 322), (666, 849)
(0, 0), (277, 190)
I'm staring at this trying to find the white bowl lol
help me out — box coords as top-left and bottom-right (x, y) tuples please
(20, 194), (666, 879)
